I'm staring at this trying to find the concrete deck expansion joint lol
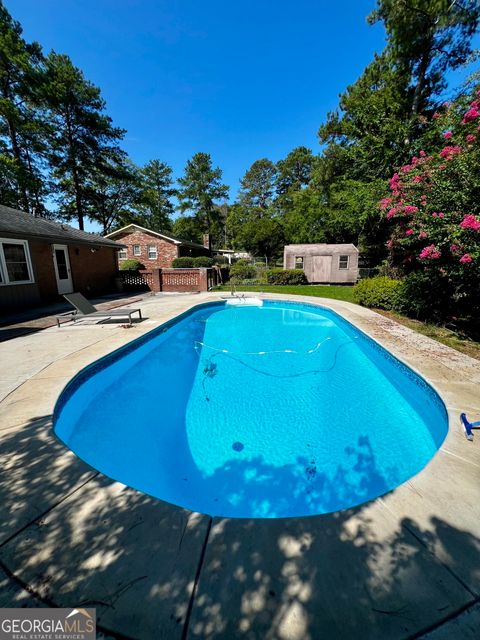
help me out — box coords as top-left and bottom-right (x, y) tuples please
(0, 291), (479, 639)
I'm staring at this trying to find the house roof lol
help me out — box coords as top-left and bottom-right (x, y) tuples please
(0, 204), (124, 248)
(105, 223), (207, 249)
(284, 243), (359, 254)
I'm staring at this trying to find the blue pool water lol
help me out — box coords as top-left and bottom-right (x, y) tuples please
(54, 300), (448, 518)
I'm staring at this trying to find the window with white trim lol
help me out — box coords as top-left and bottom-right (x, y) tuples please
(148, 245), (157, 259)
(118, 248), (127, 259)
(0, 238), (34, 285)
(133, 245), (141, 256)
(338, 255), (349, 270)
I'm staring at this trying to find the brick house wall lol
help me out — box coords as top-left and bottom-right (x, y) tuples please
(0, 239), (119, 311)
(31, 241), (118, 299)
(111, 228), (210, 269)
(113, 229), (179, 269)
(68, 244), (118, 295)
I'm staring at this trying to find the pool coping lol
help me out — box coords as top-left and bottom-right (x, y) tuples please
(0, 291), (479, 639)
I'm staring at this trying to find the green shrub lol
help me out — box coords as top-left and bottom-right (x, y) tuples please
(393, 272), (452, 320)
(172, 257), (195, 268)
(266, 269), (308, 285)
(353, 276), (402, 310)
(119, 259), (144, 271)
(230, 261), (256, 280)
(192, 256), (214, 267)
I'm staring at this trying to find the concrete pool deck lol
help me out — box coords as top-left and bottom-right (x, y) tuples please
(0, 291), (479, 639)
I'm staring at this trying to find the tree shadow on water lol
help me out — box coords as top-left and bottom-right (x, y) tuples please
(179, 435), (395, 519)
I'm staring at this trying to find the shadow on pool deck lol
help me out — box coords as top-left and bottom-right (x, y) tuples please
(0, 292), (147, 342)
(0, 415), (479, 639)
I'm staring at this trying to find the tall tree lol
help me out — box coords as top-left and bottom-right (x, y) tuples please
(172, 215), (204, 243)
(0, 2), (48, 213)
(275, 146), (315, 221)
(177, 152), (229, 236)
(368, 0), (480, 118)
(238, 218), (285, 263)
(238, 158), (277, 215)
(42, 52), (125, 230)
(134, 159), (175, 232)
(276, 146), (314, 196)
(83, 156), (140, 234)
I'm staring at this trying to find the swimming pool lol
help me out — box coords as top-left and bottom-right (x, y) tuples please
(54, 300), (448, 518)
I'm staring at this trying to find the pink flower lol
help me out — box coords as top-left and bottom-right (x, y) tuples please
(450, 244), (460, 255)
(459, 254), (473, 264)
(432, 212), (438, 217)
(462, 107), (480, 123)
(438, 212), (445, 218)
(386, 239), (394, 249)
(404, 205), (418, 214)
(466, 133), (476, 142)
(419, 245), (441, 260)
(386, 208), (397, 220)
(388, 173), (401, 191)
(432, 112), (441, 120)
(405, 229), (414, 236)
(379, 197), (392, 210)
(418, 231), (427, 240)
(401, 164), (412, 173)
(439, 145), (462, 160)
(413, 175), (423, 183)
(443, 131), (453, 139)
(460, 214), (480, 231)
(419, 150), (427, 157)
(439, 164), (447, 170)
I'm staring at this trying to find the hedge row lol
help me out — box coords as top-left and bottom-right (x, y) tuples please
(171, 256), (215, 268)
(265, 269), (308, 285)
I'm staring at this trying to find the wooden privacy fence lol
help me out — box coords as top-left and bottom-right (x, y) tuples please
(119, 267), (218, 293)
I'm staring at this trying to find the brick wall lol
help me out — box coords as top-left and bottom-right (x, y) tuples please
(30, 241), (58, 299)
(114, 230), (179, 269)
(1, 240), (118, 311)
(69, 244), (118, 295)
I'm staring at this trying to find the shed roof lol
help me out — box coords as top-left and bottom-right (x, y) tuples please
(105, 223), (206, 249)
(284, 243), (359, 254)
(0, 205), (123, 248)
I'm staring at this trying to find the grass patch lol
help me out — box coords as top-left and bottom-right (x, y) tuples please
(215, 284), (355, 302)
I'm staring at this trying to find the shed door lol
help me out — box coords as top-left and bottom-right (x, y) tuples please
(312, 255), (332, 282)
(52, 244), (74, 294)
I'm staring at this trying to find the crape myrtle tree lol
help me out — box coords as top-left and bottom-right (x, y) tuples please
(176, 152), (229, 243)
(381, 86), (480, 326)
(42, 52), (125, 230)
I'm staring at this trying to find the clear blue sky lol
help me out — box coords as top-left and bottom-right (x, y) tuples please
(9, 0), (478, 231)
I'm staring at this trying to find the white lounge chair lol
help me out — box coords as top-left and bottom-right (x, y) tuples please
(57, 293), (142, 327)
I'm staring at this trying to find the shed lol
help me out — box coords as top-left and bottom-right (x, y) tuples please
(283, 243), (359, 284)
(0, 204), (124, 311)
(104, 224), (210, 269)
